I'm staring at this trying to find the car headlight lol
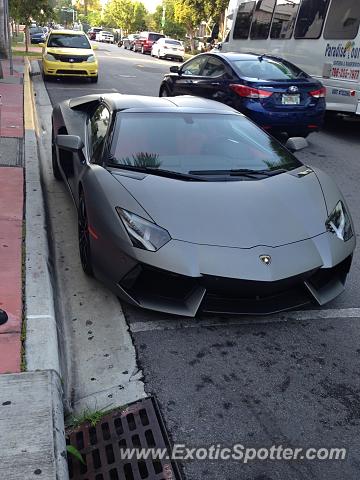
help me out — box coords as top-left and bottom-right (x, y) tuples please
(44, 53), (57, 61)
(326, 201), (353, 241)
(87, 55), (96, 63)
(116, 208), (171, 251)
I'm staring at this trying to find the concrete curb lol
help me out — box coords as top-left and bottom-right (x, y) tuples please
(23, 57), (69, 479)
(25, 58), (60, 376)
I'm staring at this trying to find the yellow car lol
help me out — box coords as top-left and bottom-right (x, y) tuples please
(40, 30), (98, 82)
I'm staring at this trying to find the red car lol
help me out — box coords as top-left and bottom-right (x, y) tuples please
(133, 31), (165, 54)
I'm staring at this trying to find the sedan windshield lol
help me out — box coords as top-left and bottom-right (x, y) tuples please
(47, 34), (91, 49)
(232, 58), (308, 81)
(30, 28), (43, 34)
(110, 113), (301, 179)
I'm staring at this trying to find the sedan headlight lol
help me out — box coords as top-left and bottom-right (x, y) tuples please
(116, 208), (171, 251)
(326, 201), (353, 241)
(87, 55), (96, 63)
(44, 53), (57, 61)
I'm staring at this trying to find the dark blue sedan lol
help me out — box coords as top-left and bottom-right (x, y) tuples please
(30, 27), (46, 44)
(159, 52), (326, 138)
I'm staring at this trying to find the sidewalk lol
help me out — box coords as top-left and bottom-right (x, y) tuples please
(0, 57), (68, 479)
(0, 58), (24, 373)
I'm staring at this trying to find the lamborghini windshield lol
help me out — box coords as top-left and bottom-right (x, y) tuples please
(110, 112), (301, 177)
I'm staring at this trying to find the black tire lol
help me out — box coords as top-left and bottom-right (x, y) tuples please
(90, 76), (98, 83)
(78, 192), (93, 277)
(159, 85), (170, 97)
(51, 131), (63, 181)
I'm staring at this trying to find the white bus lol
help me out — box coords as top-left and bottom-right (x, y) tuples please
(221, 0), (360, 115)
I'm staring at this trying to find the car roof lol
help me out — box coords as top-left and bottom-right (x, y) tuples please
(49, 29), (86, 35)
(69, 94), (239, 115)
(211, 52), (285, 62)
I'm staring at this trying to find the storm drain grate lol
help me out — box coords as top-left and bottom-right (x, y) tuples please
(67, 397), (182, 480)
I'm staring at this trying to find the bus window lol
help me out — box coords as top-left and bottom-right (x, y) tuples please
(294, 0), (330, 39)
(233, 1), (256, 39)
(270, 0), (301, 39)
(250, 0), (276, 39)
(324, 0), (360, 40)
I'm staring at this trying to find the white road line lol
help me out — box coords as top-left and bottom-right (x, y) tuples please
(27, 314), (54, 319)
(130, 307), (360, 333)
(118, 74), (137, 78)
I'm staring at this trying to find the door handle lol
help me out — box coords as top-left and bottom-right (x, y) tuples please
(211, 82), (221, 86)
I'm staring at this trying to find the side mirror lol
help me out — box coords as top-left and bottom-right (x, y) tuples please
(92, 44), (98, 50)
(170, 65), (180, 74)
(285, 137), (308, 152)
(56, 134), (84, 152)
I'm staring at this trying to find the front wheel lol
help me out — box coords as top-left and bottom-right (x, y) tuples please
(51, 131), (63, 181)
(78, 192), (93, 277)
(159, 85), (170, 97)
(90, 76), (98, 83)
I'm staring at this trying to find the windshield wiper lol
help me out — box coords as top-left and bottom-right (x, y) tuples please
(107, 163), (208, 181)
(189, 168), (287, 178)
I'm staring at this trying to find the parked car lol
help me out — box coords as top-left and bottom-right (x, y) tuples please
(51, 93), (355, 317)
(30, 26), (46, 44)
(159, 52), (326, 138)
(87, 27), (102, 41)
(98, 30), (114, 43)
(151, 38), (185, 62)
(121, 34), (139, 49)
(133, 31), (165, 54)
(41, 29), (98, 82)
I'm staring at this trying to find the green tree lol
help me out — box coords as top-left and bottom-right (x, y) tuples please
(132, 2), (147, 31)
(9, 0), (55, 51)
(174, 0), (200, 51)
(152, 0), (186, 39)
(103, 0), (147, 32)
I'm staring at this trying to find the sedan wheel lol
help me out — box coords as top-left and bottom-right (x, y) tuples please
(78, 193), (93, 276)
(159, 86), (170, 97)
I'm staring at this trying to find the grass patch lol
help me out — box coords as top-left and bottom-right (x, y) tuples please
(12, 50), (41, 57)
(67, 404), (129, 431)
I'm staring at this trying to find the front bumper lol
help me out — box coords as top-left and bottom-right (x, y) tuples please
(43, 59), (98, 77)
(93, 231), (355, 317)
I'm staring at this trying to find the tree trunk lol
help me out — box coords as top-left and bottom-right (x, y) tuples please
(25, 25), (29, 53)
(0, 0), (8, 59)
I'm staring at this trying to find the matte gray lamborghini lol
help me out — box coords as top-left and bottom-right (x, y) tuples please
(51, 94), (355, 316)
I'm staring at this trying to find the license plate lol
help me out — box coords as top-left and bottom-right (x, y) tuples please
(282, 94), (300, 105)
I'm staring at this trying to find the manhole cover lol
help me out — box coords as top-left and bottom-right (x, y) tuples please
(67, 397), (182, 480)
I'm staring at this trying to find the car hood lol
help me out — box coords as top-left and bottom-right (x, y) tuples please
(113, 170), (328, 248)
(46, 47), (93, 55)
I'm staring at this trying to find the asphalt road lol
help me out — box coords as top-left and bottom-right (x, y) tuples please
(43, 43), (360, 480)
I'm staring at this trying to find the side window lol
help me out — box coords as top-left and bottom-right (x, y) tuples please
(233, 1), (256, 39)
(250, 0), (276, 39)
(202, 57), (227, 77)
(270, 0), (301, 39)
(90, 104), (110, 163)
(294, 0), (330, 39)
(324, 0), (360, 40)
(182, 56), (208, 75)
